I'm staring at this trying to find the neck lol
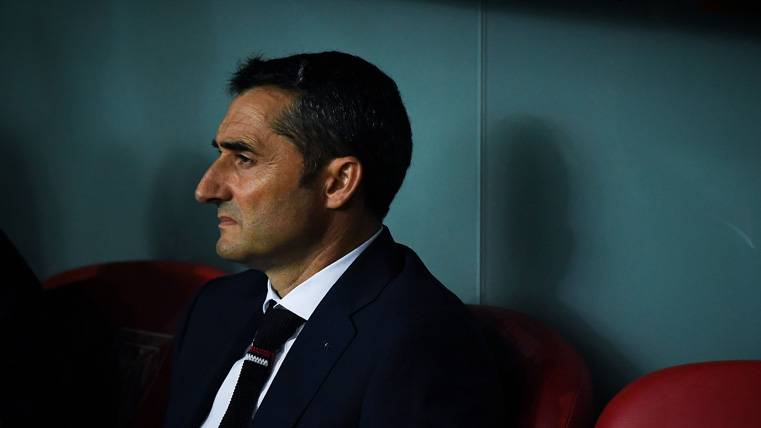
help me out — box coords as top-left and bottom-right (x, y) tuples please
(266, 217), (380, 297)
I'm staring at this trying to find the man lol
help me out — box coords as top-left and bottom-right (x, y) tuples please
(165, 51), (508, 428)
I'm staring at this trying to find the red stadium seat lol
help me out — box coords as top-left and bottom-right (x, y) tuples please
(43, 260), (227, 428)
(596, 360), (761, 428)
(469, 305), (595, 428)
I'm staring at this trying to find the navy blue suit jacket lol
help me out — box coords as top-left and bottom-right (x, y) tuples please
(165, 229), (508, 427)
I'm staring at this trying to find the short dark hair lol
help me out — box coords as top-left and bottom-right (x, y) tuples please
(228, 51), (412, 220)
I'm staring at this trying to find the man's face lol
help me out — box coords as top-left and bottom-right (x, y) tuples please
(195, 86), (326, 270)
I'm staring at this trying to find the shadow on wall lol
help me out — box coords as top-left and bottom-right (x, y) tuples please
(148, 148), (239, 274)
(493, 116), (639, 407)
(500, 117), (572, 302)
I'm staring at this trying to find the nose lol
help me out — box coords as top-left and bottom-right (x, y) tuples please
(195, 160), (232, 205)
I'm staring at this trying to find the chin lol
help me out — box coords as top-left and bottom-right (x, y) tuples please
(216, 239), (265, 268)
(215, 240), (245, 262)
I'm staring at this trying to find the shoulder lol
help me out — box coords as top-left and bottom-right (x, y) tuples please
(174, 269), (267, 343)
(375, 242), (471, 325)
(193, 269), (268, 305)
(355, 242), (481, 350)
(354, 245), (509, 426)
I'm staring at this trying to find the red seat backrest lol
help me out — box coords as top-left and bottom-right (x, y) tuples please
(44, 260), (226, 333)
(469, 305), (595, 428)
(43, 260), (227, 428)
(596, 360), (761, 428)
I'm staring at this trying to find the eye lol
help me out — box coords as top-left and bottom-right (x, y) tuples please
(236, 154), (254, 167)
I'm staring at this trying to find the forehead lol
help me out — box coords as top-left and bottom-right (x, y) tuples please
(217, 86), (295, 140)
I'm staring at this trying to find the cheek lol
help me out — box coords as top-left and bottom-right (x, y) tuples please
(271, 187), (324, 231)
(234, 163), (318, 227)
(235, 182), (297, 227)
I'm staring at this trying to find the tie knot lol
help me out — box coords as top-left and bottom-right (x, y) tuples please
(251, 305), (305, 353)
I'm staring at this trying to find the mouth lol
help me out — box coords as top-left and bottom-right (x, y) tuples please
(218, 216), (237, 227)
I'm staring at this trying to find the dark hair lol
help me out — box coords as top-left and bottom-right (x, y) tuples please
(228, 51), (412, 220)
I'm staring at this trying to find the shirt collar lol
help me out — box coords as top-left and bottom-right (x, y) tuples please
(262, 227), (383, 320)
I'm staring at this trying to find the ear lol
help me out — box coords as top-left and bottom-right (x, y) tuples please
(323, 156), (362, 210)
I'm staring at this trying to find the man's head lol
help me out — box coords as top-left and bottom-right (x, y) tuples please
(195, 51), (412, 268)
(227, 51), (412, 219)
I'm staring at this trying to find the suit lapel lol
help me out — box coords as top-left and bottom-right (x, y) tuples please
(252, 228), (402, 428)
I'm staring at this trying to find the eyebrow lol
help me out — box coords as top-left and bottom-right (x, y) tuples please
(211, 139), (259, 154)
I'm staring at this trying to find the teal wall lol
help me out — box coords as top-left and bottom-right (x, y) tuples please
(2, 0), (759, 406)
(481, 6), (761, 402)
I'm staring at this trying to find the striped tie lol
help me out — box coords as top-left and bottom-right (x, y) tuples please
(219, 304), (305, 428)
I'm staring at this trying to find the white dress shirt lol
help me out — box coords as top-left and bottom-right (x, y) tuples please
(201, 228), (382, 427)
